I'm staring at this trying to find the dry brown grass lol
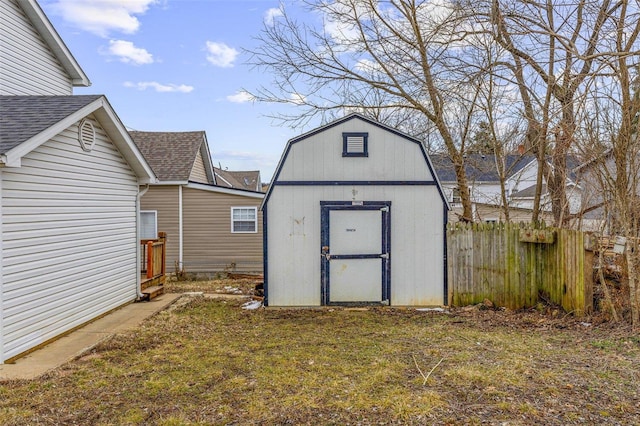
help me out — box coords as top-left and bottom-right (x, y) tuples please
(1, 295), (638, 425)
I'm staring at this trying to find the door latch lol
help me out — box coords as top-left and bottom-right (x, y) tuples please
(322, 245), (331, 260)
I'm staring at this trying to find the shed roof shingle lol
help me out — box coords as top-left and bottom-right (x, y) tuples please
(129, 131), (205, 182)
(0, 95), (102, 154)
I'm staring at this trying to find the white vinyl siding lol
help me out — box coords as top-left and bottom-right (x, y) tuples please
(278, 122), (433, 182)
(266, 186), (444, 306)
(0, 0), (73, 95)
(231, 207), (257, 233)
(0, 116), (138, 361)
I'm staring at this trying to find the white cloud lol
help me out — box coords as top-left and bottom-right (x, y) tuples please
(226, 91), (255, 103)
(264, 7), (283, 26)
(51, 0), (157, 37)
(289, 92), (306, 105)
(107, 40), (153, 65)
(205, 41), (239, 68)
(123, 81), (194, 93)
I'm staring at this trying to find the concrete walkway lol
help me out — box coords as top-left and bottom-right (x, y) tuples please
(0, 293), (183, 381)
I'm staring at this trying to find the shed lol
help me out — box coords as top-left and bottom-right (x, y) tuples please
(262, 114), (449, 307)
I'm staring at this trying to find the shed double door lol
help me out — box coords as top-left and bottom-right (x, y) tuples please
(320, 202), (391, 305)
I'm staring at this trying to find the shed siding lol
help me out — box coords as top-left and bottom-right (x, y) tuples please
(140, 186), (180, 268)
(0, 116), (138, 361)
(267, 186), (444, 306)
(182, 187), (263, 272)
(189, 149), (209, 184)
(0, 0), (72, 96)
(277, 122), (433, 182)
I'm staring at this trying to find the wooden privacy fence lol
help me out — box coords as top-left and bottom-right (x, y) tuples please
(447, 222), (594, 316)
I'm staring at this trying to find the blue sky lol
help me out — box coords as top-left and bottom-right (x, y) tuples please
(40, 0), (311, 182)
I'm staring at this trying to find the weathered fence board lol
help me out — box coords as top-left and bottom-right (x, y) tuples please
(447, 222), (593, 316)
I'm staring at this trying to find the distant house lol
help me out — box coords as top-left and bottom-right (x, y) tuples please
(263, 114), (449, 307)
(430, 153), (581, 223)
(574, 149), (640, 232)
(0, 0), (155, 363)
(214, 167), (262, 192)
(130, 131), (264, 274)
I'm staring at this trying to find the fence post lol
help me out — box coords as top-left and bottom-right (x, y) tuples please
(146, 240), (154, 279)
(158, 232), (167, 276)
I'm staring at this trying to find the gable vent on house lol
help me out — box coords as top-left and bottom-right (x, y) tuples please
(78, 119), (96, 152)
(342, 132), (368, 157)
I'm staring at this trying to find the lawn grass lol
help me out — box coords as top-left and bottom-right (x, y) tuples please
(1, 297), (639, 425)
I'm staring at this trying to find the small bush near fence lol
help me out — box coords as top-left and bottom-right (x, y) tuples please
(447, 222), (593, 316)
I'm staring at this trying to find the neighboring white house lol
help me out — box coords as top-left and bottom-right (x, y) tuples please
(0, 0), (155, 364)
(262, 114), (449, 307)
(430, 153), (582, 223)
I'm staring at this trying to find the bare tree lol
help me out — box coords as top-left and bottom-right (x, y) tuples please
(487, 0), (635, 226)
(247, 0), (497, 221)
(575, 2), (640, 326)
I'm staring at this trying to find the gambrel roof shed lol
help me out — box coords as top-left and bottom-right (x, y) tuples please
(263, 113), (449, 307)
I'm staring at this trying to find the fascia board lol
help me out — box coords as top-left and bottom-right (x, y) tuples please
(186, 182), (264, 199)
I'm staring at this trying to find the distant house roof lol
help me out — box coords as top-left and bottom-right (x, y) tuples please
(214, 168), (262, 192)
(512, 183), (545, 198)
(0, 95), (155, 182)
(17, 0), (90, 87)
(129, 131), (213, 183)
(431, 153), (581, 183)
(430, 153), (534, 182)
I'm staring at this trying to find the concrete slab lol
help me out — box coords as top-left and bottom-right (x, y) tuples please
(0, 293), (182, 381)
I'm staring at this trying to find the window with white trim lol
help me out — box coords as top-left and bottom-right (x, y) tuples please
(140, 211), (157, 240)
(231, 207), (258, 233)
(342, 132), (368, 157)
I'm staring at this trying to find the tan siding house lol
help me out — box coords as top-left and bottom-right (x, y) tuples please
(131, 131), (264, 273)
(140, 186), (180, 269)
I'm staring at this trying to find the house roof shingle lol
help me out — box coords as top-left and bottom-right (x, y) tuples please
(430, 153), (534, 182)
(214, 168), (261, 191)
(129, 131), (206, 182)
(0, 95), (102, 153)
(430, 153), (581, 183)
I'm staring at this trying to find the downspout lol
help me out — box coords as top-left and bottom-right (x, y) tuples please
(179, 184), (183, 270)
(136, 184), (150, 299)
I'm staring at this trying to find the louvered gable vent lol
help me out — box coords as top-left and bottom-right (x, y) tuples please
(342, 132), (368, 157)
(78, 118), (96, 152)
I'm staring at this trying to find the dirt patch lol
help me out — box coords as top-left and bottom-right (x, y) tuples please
(164, 276), (260, 295)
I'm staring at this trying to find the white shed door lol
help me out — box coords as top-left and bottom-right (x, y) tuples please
(321, 202), (391, 305)
(329, 210), (382, 302)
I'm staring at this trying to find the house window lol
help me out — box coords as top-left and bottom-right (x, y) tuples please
(231, 207), (258, 233)
(342, 132), (368, 157)
(140, 211), (157, 240)
(452, 188), (462, 204)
